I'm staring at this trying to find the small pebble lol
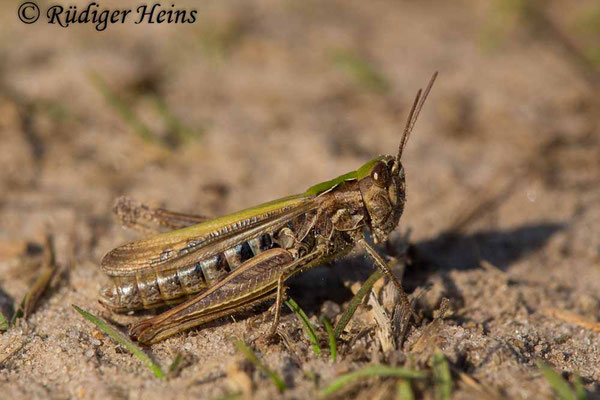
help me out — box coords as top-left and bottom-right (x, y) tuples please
(92, 329), (105, 341)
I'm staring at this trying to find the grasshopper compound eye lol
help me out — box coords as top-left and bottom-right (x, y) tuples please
(371, 162), (390, 188)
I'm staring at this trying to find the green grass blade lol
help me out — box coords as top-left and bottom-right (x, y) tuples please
(573, 375), (587, 400)
(214, 392), (242, 400)
(285, 297), (321, 355)
(234, 340), (286, 393)
(167, 353), (184, 377)
(319, 364), (426, 397)
(537, 361), (576, 400)
(432, 351), (452, 400)
(72, 305), (164, 379)
(396, 379), (415, 400)
(0, 311), (8, 331)
(334, 270), (383, 338)
(89, 73), (156, 144)
(320, 315), (337, 362)
(331, 49), (389, 94)
(152, 96), (203, 144)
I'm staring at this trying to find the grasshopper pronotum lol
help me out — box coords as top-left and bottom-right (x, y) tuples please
(100, 72), (437, 344)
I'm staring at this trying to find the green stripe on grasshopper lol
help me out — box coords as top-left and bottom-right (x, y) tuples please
(140, 194), (309, 244)
(304, 156), (386, 196)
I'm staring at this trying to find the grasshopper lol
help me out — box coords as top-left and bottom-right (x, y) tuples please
(100, 73), (437, 344)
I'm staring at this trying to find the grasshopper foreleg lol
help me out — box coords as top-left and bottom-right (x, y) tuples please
(357, 235), (421, 324)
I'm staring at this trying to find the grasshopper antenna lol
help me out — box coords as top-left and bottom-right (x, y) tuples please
(397, 71), (438, 164)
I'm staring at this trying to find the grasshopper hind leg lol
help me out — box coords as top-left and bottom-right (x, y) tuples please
(130, 247), (326, 344)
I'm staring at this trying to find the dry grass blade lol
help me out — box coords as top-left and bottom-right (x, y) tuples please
(233, 339), (286, 393)
(412, 298), (450, 354)
(334, 270), (383, 338)
(432, 350), (452, 400)
(319, 364), (426, 398)
(320, 315), (337, 362)
(72, 305), (165, 379)
(285, 297), (320, 355)
(20, 266), (55, 319)
(12, 234), (57, 323)
(541, 307), (600, 332)
(536, 361), (587, 400)
(456, 369), (503, 400)
(367, 290), (395, 353)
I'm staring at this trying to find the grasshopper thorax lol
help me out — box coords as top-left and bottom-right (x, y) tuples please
(358, 156), (406, 244)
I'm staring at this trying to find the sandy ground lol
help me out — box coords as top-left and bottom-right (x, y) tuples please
(1, 0), (600, 398)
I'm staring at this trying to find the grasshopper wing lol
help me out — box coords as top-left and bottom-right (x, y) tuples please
(113, 196), (212, 233)
(101, 194), (316, 277)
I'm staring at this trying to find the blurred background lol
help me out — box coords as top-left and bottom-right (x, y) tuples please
(1, 0), (599, 399)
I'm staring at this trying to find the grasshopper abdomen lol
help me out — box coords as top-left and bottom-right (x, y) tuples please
(100, 231), (281, 311)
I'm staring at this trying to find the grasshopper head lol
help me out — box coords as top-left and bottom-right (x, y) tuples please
(358, 156), (406, 243)
(358, 72), (437, 244)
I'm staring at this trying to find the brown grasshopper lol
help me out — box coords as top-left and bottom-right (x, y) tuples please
(99, 72), (437, 344)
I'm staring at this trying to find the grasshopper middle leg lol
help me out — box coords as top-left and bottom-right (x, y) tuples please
(268, 272), (288, 337)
